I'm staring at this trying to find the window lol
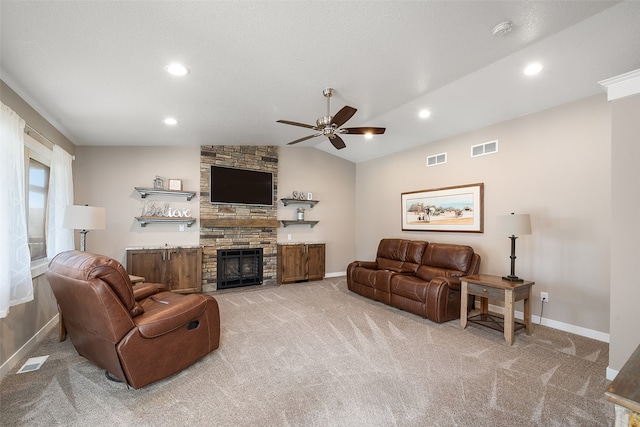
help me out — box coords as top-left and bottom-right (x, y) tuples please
(27, 158), (50, 260)
(24, 133), (52, 262)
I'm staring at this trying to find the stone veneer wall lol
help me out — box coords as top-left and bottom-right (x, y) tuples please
(200, 146), (278, 292)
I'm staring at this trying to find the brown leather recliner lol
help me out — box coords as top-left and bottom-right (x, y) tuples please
(46, 250), (220, 389)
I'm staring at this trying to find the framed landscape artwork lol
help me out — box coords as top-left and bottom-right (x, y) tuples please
(401, 183), (484, 232)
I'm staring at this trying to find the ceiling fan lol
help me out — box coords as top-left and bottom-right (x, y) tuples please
(277, 88), (385, 150)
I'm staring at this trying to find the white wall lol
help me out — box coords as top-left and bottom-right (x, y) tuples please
(356, 94), (611, 335)
(74, 145), (356, 276)
(74, 146), (201, 264)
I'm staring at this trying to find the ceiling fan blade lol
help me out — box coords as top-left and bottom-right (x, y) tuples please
(330, 106), (357, 127)
(340, 127), (386, 135)
(329, 135), (347, 150)
(287, 133), (322, 145)
(277, 120), (317, 130)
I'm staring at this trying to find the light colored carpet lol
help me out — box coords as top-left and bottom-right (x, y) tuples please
(1, 277), (613, 426)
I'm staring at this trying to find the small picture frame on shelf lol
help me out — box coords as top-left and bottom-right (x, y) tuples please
(307, 192), (313, 200)
(153, 176), (164, 189)
(168, 179), (182, 191)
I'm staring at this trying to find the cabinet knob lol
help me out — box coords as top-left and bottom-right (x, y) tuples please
(483, 288), (487, 292)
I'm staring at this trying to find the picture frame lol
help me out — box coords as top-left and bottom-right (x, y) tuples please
(168, 179), (182, 191)
(153, 176), (164, 189)
(401, 183), (484, 232)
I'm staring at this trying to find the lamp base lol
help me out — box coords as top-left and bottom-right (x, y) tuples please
(502, 275), (524, 282)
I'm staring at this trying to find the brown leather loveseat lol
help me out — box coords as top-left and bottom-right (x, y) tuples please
(347, 238), (480, 323)
(46, 250), (220, 389)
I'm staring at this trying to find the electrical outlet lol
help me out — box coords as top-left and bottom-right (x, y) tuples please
(287, 234), (292, 241)
(541, 292), (549, 302)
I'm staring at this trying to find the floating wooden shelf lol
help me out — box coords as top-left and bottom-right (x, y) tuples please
(135, 187), (197, 201)
(280, 220), (319, 228)
(280, 198), (319, 208)
(200, 218), (280, 228)
(135, 216), (196, 227)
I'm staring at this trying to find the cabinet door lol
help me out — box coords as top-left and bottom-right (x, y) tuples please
(306, 244), (325, 281)
(167, 247), (202, 294)
(126, 250), (166, 284)
(278, 245), (307, 284)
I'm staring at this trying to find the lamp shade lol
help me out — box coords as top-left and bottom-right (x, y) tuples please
(496, 213), (531, 236)
(63, 205), (106, 231)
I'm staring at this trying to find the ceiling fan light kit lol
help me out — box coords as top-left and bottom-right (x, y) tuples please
(277, 87), (385, 150)
(492, 20), (513, 37)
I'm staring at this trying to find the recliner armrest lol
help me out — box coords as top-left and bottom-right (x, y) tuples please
(385, 267), (416, 274)
(132, 283), (169, 301)
(135, 293), (208, 338)
(352, 261), (378, 269)
(430, 276), (462, 290)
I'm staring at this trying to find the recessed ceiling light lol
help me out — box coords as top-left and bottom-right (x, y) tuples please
(163, 118), (178, 125)
(419, 109), (431, 119)
(165, 63), (189, 76)
(364, 133), (373, 140)
(524, 62), (543, 76)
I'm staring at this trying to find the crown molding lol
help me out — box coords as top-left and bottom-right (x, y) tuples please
(599, 69), (640, 100)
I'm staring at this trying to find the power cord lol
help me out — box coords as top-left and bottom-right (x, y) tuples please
(538, 300), (545, 325)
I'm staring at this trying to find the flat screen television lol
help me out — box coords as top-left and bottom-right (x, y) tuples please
(210, 165), (274, 206)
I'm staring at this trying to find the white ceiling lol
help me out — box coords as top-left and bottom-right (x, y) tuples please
(2, 1), (640, 163)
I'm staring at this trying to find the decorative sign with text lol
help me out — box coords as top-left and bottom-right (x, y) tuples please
(141, 202), (191, 218)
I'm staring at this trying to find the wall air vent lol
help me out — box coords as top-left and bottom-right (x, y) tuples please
(471, 140), (498, 158)
(426, 152), (447, 167)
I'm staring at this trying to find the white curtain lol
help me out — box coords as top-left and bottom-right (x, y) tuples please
(0, 103), (33, 318)
(47, 145), (74, 258)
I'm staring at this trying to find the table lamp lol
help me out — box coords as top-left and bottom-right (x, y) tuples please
(63, 205), (106, 251)
(496, 213), (531, 282)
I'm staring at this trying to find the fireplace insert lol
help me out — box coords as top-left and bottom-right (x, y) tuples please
(217, 248), (263, 289)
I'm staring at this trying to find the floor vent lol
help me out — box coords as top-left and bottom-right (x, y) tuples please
(426, 152), (447, 167)
(471, 140), (498, 157)
(17, 356), (49, 374)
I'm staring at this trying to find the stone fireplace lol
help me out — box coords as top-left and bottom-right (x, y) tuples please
(200, 146), (278, 292)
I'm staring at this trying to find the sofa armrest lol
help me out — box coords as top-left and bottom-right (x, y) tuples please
(135, 293), (208, 338)
(386, 266), (417, 274)
(132, 283), (169, 301)
(352, 261), (378, 269)
(443, 276), (462, 291)
(425, 277), (464, 323)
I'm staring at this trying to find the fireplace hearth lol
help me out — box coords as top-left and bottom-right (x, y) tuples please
(217, 248), (263, 289)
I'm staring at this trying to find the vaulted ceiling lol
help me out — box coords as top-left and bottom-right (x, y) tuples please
(2, 1), (639, 163)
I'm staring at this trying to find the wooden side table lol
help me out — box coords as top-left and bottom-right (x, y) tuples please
(461, 274), (535, 345)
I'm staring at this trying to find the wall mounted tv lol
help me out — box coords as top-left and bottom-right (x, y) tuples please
(210, 165), (274, 206)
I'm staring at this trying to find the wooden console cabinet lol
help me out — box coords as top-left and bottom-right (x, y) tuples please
(277, 243), (325, 284)
(126, 246), (202, 293)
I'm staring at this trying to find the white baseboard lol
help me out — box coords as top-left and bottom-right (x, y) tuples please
(606, 367), (619, 381)
(482, 302), (610, 342)
(0, 314), (59, 381)
(325, 271), (346, 278)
